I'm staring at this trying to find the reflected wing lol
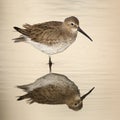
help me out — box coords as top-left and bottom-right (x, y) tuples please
(27, 84), (66, 104)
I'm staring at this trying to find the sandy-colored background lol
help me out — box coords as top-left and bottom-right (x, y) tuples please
(0, 0), (120, 120)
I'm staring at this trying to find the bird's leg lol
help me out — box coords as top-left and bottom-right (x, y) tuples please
(49, 56), (53, 73)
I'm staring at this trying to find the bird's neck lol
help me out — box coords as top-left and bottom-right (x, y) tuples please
(62, 23), (77, 38)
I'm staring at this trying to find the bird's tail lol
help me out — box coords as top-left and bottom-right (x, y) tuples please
(14, 27), (27, 34)
(12, 35), (26, 43)
(13, 26), (30, 36)
(17, 93), (29, 101)
(17, 85), (30, 92)
(17, 94), (34, 104)
(13, 26), (30, 42)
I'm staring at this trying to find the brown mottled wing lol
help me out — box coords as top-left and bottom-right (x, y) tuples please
(27, 84), (67, 104)
(25, 21), (63, 45)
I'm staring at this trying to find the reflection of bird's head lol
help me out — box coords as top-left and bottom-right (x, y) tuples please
(66, 95), (83, 111)
(67, 87), (95, 111)
(68, 100), (83, 111)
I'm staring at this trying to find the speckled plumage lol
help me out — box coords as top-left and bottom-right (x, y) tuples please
(13, 16), (79, 55)
(17, 73), (95, 111)
(13, 16), (93, 55)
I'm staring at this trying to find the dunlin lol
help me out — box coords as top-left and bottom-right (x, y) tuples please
(17, 73), (95, 111)
(13, 16), (92, 72)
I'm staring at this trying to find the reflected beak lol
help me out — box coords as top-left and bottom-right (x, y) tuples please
(81, 87), (95, 101)
(78, 27), (93, 41)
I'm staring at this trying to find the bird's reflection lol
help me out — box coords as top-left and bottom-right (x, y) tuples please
(17, 73), (94, 111)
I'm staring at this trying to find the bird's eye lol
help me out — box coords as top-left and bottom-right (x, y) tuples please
(74, 103), (78, 106)
(71, 23), (74, 26)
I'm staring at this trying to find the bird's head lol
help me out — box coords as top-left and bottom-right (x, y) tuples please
(68, 97), (83, 111)
(64, 16), (93, 41)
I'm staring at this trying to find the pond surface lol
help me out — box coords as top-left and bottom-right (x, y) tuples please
(0, 0), (120, 120)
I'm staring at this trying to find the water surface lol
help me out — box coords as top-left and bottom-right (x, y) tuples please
(0, 0), (120, 120)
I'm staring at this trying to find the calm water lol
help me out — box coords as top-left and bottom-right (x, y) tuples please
(0, 0), (120, 120)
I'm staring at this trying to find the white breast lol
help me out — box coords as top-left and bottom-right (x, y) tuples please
(25, 73), (73, 92)
(25, 37), (74, 55)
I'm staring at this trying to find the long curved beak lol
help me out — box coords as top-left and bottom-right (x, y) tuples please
(78, 27), (93, 41)
(81, 87), (95, 101)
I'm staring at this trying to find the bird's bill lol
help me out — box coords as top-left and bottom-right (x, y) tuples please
(81, 87), (95, 101)
(78, 27), (93, 41)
